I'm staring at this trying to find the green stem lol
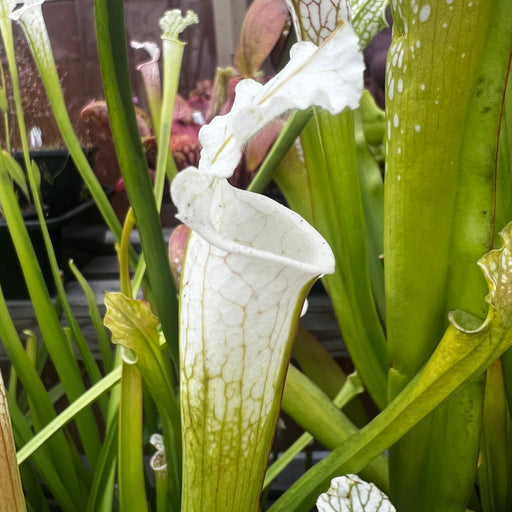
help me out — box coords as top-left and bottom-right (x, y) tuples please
(131, 11), (197, 296)
(247, 109), (313, 194)
(93, 0), (179, 366)
(384, 1), (512, 508)
(264, 368), (384, 491)
(155, 469), (169, 512)
(17, 366), (122, 465)
(0, 14), (30, 177)
(69, 260), (114, 373)
(0, 55), (10, 153)
(118, 364), (147, 512)
(8, 396), (78, 511)
(478, 359), (512, 512)
(11, 2), (132, 263)
(117, 209), (147, 511)
(0, 155), (101, 471)
(0, 34), (104, 405)
(280, 366), (388, 492)
(23, 157), (105, 408)
(303, 110), (388, 408)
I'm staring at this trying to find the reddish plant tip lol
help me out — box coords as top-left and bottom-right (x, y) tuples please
(168, 224), (190, 287)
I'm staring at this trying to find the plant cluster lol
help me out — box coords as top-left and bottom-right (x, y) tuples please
(0, 0), (511, 512)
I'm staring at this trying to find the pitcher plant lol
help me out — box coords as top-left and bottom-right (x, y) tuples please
(0, 0), (511, 511)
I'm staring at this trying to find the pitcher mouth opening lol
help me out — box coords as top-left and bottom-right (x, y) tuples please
(172, 170), (335, 277)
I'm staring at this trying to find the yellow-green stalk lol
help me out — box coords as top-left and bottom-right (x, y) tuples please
(384, 0), (512, 509)
(131, 10), (197, 295)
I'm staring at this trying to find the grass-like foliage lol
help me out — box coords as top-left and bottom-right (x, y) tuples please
(0, 0), (511, 511)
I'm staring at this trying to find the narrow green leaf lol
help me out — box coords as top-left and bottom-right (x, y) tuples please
(0, 9), (30, 164)
(18, 462), (51, 512)
(68, 259), (114, 373)
(16, 367), (122, 465)
(8, 398), (78, 512)
(93, 0), (179, 366)
(85, 416), (118, 512)
(0, 292), (82, 503)
(104, 292), (181, 510)
(247, 109), (313, 194)
(281, 365), (388, 493)
(293, 326), (351, 400)
(292, 326), (368, 425)
(118, 363), (148, 512)
(354, 99), (385, 321)
(12, 2), (128, 260)
(0, 154), (101, 472)
(29, 160), (40, 202)
(0, 85), (8, 113)
(264, 369), (374, 492)
(1, 150), (29, 200)
(273, 138), (314, 219)
(6, 149), (105, 410)
(289, 109), (388, 408)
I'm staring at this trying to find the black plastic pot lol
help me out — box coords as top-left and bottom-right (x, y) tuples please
(0, 198), (100, 300)
(13, 149), (94, 217)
